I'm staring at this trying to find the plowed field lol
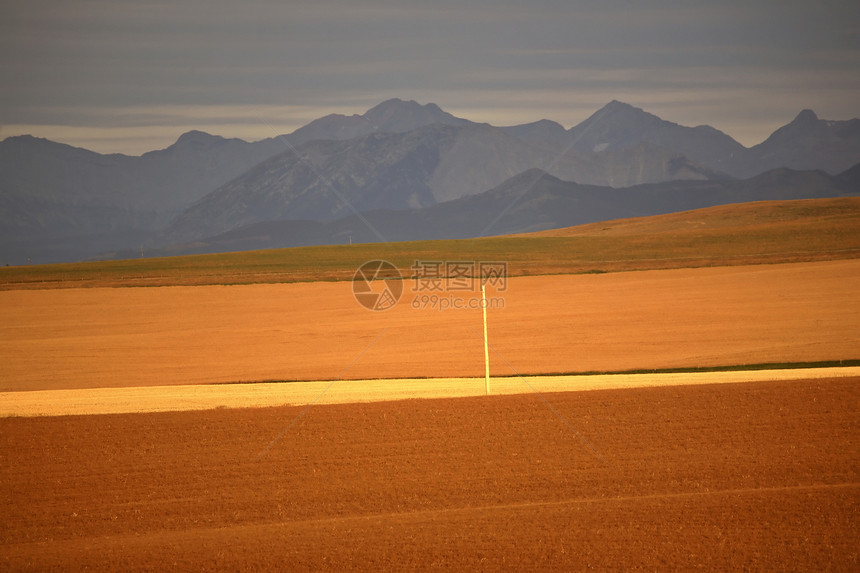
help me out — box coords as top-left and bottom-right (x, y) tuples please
(2, 378), (858, 570)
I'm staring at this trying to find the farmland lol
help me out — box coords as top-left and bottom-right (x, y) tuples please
(2, 378), (857, 570)
(1, 197), (859, 569)
(1, 259), (858, 392)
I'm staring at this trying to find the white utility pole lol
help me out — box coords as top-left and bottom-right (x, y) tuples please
(482, 283), (490, 395)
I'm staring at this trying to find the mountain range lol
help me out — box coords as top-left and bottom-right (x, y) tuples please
(120, 164), (860, 258)
(1, 98), (858, 264)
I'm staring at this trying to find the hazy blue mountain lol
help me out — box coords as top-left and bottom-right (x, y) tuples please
(501, 119), (570, 147)
(0, 132), (283, 235)
(277, 98), (473, 146)
(0, 131), (291, 263)
(3, 98), (858, 264)
(160, 122), (726, 245)
(130, 164), (859, 258)
(837, 161), (860, 186)
(0, 99), (465, 246)
(730, 110), (860, 177)
(566, 100), (746, 174)
(159, 125), (458, 245)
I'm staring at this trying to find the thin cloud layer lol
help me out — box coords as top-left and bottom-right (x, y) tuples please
(2, 0), (858, 154)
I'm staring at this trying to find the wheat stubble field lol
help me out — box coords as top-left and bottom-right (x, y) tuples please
(2, 259), (859, 392)
(2, 200), (859, 570)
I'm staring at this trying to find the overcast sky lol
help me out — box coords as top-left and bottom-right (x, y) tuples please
(2, 0), (859, 154)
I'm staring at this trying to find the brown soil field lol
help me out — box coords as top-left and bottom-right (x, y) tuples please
(1, 259), (858, 392)
(2, 378), (857, 570)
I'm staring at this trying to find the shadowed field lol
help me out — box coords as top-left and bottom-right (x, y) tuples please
(2, 378), (857, 570)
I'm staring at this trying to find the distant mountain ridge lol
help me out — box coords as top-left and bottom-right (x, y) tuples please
(160, 121), (734, 245)
(284, 98), (473, 145)
(732, 109), (860, 177)
(2, 98), (859, 264)
(130, 164), (860, 259)
(567, 100), (746, 173)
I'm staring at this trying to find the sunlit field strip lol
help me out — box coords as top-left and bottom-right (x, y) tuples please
(3, 367), (858, 417)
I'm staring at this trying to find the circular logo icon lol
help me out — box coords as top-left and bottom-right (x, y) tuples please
(352, 260), (403, 311)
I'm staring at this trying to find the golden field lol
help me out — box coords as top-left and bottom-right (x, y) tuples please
(1, 259), (858, 393)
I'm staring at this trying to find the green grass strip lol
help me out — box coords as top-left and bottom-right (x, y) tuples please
(519, 359), (860, 378)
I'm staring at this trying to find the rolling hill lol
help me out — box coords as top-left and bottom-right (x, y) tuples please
(2, 195), (858, 290)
